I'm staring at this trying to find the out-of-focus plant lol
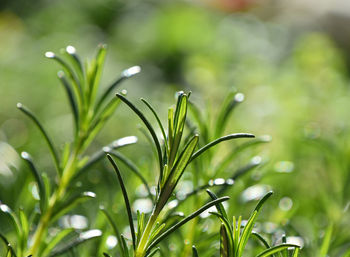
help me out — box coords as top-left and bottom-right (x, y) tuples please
(0, 45), (140, 257)
(288, 130), (350, 257)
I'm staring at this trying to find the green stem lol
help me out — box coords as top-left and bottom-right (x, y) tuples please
(135, 210), (159, 257)
(26, 150), (79, 256)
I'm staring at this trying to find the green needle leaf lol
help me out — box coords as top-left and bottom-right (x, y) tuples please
(136, 210), (145, 246)
(209, 212), (233, 245)
(192, 245), (199, 257)
(237, 191), (273, 257)
(281, 235), (288, 257)
(87, 44), (107, 108)
(206, 189), (228, 221)
(17, 104), (60, 174)
(168, 107), (174, 150)
(0, 233), (10, 247)
(168, 134), (198, 183)
(120, 235), (129, 257)
(157, 135), (198, 211)
(82, 96), (123, 152)
(206, 189), (234, 254)
(255, 244), (300, 257)
(107, 154), (136, 250)
(96, 65), (141, 113)
(0, 204), (22, 243)
(116, 93), (163, 178)
(0, 233), (17, 257)
(168, 92), (188, 167)
(292, 247), (300, 257)
(106, 151), (153, 202)
(21, 152), (47, 213)
(57, 71), (79, 132)
(146, 247), (160, 257)
(189, 133), (255, 163)
(45, 51), (84, 107)
(237, 210), (257, 257)
(149, 223), (166, 243)
(254, 191), (273, 212)
(252, 232), (270, 249)
(320, 223), (333, 257)
(65, 46), (84, 79)
(220, 224), (229, 257)
(234, 216), (241, 252)
(141, 98), (168, 154)
(19, 209), (29, 253)
(147, 196), (229, 252)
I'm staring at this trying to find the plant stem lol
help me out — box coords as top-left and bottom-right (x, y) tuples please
(135, 210), (159, 257)
(26, 149), (79, 256)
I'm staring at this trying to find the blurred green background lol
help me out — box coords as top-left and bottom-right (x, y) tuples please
(1, 0), (350, 256)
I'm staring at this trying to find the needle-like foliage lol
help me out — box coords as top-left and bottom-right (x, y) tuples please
(0, 45), (140, 257)
(102, 91), (256, 257)
(207, 190), (300, 257)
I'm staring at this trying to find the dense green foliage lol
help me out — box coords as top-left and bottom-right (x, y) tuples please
(0, 46), (300, 257)
(1, 1), (350, 257)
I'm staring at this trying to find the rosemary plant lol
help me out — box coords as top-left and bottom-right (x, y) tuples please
(0, 45), (140, 257)
(102, 91), (255, 257)
(150, 91), (270, 257)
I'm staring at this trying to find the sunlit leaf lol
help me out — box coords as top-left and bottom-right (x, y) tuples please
(157, 135), (198, 211)
(105, 151), (152, 202)
(96, 65), (141, 113)
(0, 203), (22, 241)
(21, 152), (47, 213)
(107, 154), (136, 250)
(168, 92), (188, 167)
(192, 245), (199, 257)
(19, 209), (29, 253)
(220, 224), (229, 257)
(255, 244), (300, 257)
(17, 104), (60, 174)
(320, 223), (333, 257)
(147, 196), (229, 252)
(251, 232), (270, 249)
(146, 247), (160, 257)
(116, 93), (163, 178)
(45, 51), (83, 107)
(57, 71), (79, 133)
(141, 98), (168, 155)
(237, 192), (273, 257)
(89, 44), (107, 107)
(189, 133), (255, 163)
